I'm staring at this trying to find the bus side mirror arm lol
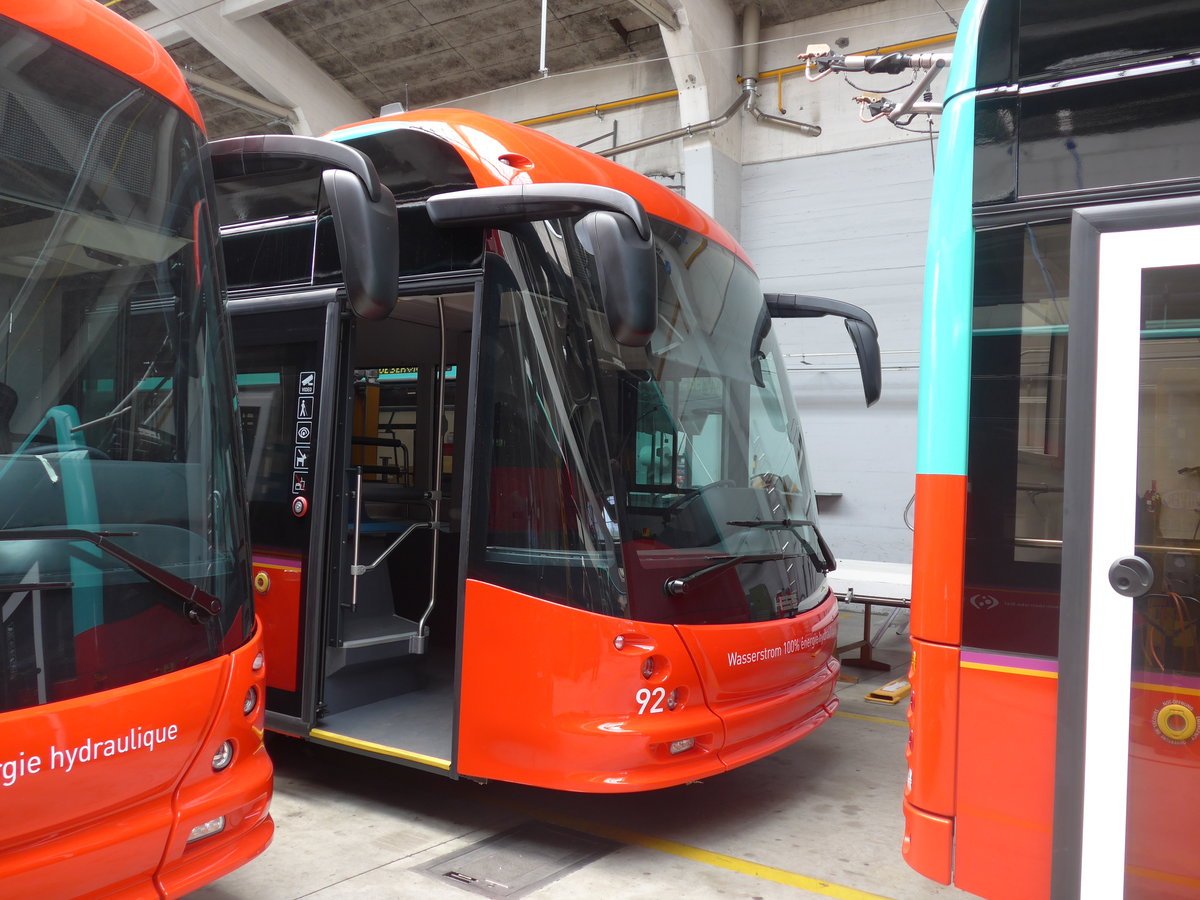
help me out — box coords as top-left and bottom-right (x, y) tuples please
(427, 184), (655, 347)
(764, 293), (882, 407)
(208, 135), (399, 320)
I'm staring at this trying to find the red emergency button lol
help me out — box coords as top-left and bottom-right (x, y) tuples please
(292, 496), (309, 517)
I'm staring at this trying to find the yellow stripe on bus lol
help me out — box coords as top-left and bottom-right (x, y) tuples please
(1126, 864), (1200, 891)
(1131, 681), (1200, 698)
(960, 661), (1058, 679)
(307, 729), (451, 771)
(961, 662), (1200, 697)
(253, 561), (301, 572)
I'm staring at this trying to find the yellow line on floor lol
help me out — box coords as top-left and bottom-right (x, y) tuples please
(522, 807), (896, 900)
(834, 710), (908, 727)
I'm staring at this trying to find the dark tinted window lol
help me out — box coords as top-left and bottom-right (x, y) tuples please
(341, 130), (484, 279)
(974, 0), (1015, 89)
(223, 218), (318, 290)
(233, 307), (328, 556)
(973, 95), (1017, 204)
(964, 222), (1070, 656)
(1019, 67), (1200, 198)
(1018, 0), (1200, 82)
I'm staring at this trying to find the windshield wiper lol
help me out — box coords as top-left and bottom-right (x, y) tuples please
(0, 528), (221, 618)
(664, 551), (798, 596)
(726, 518), (838, 574)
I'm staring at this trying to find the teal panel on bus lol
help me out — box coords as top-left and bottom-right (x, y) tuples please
(916, 0), (986, 477)
(916, 89), (976, 478)
(325, 120), (406, 143)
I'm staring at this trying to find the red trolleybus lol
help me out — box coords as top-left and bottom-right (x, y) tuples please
(218, 108), (882, 792)
(904, 0), (1200, 896)
(0, 5), (400, 896)
(0, 3), (284, 896)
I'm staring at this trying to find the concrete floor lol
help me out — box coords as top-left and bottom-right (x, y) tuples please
(188, 605), (971, 900)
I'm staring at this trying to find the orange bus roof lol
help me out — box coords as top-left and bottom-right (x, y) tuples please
(4, 0), (203, 129)
(327, 108), (753, 268)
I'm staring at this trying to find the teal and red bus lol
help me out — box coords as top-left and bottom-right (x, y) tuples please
(216, 108), (882, 792)
(905, 1), (1200, 897)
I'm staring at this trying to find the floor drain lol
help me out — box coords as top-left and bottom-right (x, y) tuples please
(418, 822), (618, 898)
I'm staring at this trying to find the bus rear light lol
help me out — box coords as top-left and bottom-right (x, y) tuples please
(667, 688), (680, 710)
(212, 741), (235, 772)
(243, 686), (259, 715)
(187, 816), (226, 843)
(669, 738), (696, 755)
(641, 657), (655, 679)
(252, 651), (265, 671)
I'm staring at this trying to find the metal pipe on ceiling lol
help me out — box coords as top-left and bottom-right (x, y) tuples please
(596, 89), (749, 157)
(597, 4), (819, 158)
(184, 68), (298, 130)
(514, 32), (956, 131)
(740, 4), (821, 137)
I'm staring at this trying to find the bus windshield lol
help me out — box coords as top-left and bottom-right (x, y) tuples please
(0, 18), (251, 712)
(473, 216), (826, 626)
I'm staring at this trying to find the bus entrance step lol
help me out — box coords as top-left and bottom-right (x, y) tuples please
(338, 612), (420, 649)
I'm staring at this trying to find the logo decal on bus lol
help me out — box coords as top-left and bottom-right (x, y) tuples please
(969, 593), (1000, 611)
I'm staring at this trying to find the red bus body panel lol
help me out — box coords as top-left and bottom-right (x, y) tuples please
(910, 473), (966, 645)
(952, 661), (1056, 900)
(673, 594), (840, 770)
(1, 0), (203, 129)
(936, 662), (1200, 899)
(0, 627), (272, 900)
(252, 554), (304, 694)
(1125, 679), (1200, 898)
(901, 800), (953, 885)
(904, 637), (958, 818)
(457, 579), (838, 791)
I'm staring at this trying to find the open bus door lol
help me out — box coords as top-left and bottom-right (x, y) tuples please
(231, 286), (475, 772)
(225, 176), (662, 775)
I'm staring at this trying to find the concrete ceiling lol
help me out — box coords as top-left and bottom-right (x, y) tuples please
(108, 0), (878, 139)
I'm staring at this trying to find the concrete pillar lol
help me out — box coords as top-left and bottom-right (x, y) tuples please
(659, 0), (742, 238)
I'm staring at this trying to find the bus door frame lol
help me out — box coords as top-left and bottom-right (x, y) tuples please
(1054, 196), (1200, 898)
(231, 288), (351, 737)
(317, 272), (485, 773)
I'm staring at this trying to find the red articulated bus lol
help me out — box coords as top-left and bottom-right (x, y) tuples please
(217, 108), (882, 791)
(0, 1), (275, 897)
(903, 0), (1200, 897)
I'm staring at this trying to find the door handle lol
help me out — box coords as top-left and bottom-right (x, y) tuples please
(1108, 556), (1154, 598)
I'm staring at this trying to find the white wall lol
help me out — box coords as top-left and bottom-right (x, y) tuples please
(742, 140), (933, 562)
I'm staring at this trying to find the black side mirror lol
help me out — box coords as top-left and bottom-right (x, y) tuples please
(208, 134), (399, 320)
(320, 168), (399, 320)
(574, 209), (655, 345)
(765, 293), (882, 406)
(427, 183), (656, 347)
